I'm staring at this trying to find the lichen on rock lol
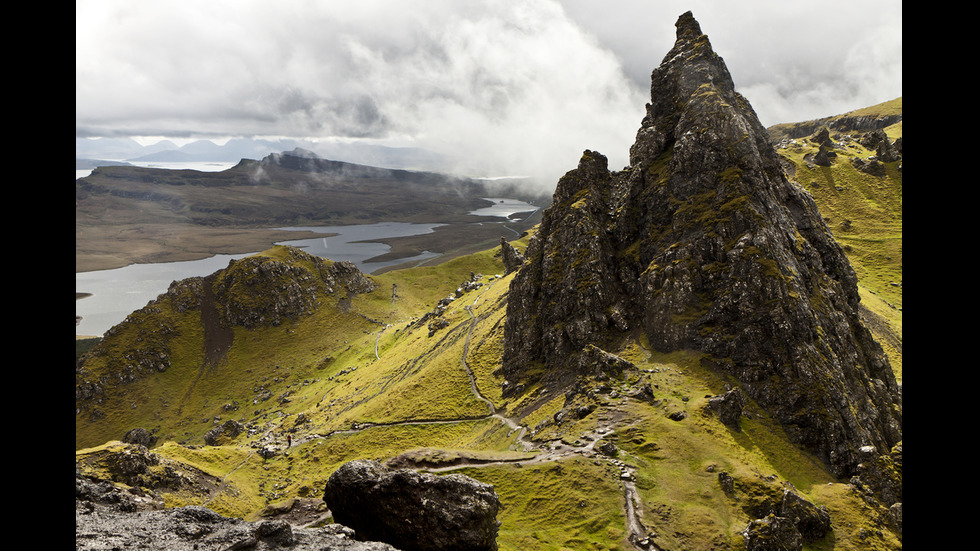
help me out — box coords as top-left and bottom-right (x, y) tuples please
(500, 11), (901, 479)
(323, 459), (501, 551)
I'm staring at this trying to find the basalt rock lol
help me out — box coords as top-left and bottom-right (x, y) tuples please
(498, 236), (525, 274)
(165, 246), (379, 329)
(780, 488), (831, 540)
(708, 387), (746, 427)
(122, 427), (157, 448)
(850, 443), (902, 507)
(323, 460), (500, 551)
(738, 488), (831, 550)
(204, 419), (244, 446)
(212, 247), (378, 328)
(501, 11), (901, 479)
(76, 471), (401, 551)
(742, 514), (803, 551)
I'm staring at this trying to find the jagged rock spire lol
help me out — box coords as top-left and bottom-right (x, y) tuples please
(501, 12), (901, 479)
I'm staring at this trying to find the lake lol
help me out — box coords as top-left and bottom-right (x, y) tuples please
(271, 222), (444, 269)
(468, 197), (539, 219)
(75, 198), (537, 337)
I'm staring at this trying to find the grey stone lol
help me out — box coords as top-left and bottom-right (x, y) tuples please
(323, 460), (500, 551)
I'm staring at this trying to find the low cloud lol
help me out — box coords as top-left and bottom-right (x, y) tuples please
(76, 0), (901, 186)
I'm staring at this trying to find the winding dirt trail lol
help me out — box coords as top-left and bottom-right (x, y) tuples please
(457, 281), (657, 550)
(222, 275), (658, 549)
(461, 287), (528, 445)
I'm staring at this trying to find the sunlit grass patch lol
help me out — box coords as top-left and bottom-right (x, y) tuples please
(459, 458), (628, 551)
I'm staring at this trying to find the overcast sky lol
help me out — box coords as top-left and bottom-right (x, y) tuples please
(76, 0), (902, 181)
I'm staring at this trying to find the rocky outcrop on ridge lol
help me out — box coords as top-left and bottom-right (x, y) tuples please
(76, 247), (376, 403)
(767, 113), (902, 142)
(323, 460), (501, 551)
(501, 11), (901, 479)
(205, 247), (378, 328)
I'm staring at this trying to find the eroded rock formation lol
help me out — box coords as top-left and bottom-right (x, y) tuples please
(500, 11), (901, 479)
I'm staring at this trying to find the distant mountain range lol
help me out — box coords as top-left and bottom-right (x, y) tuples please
(75, 136), (454, 173)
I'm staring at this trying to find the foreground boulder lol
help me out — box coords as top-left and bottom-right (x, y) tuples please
(323, 460), (500, 551)
(76, 471), (399, 550)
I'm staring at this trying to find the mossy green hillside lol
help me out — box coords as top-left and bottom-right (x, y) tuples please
(774, 119), (902, 380)
(77, 162), (900, 549)
(458, 458), (628, 551)
(75, 243), (511, 451)
(780, 141), (901, 306)
(589, 346), (897, 550)
(772, 99), (902, 307)
(74, 288), (388, 450)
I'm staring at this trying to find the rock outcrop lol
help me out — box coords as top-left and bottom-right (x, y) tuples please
(501, 11), (901, 479)
(498, 236), (525, 274)
(164, 245), (378, 328)
(742, 514), (803, 551)
(715, 474), (831, 551)
(211, 247), (378, 328)
(323, 460), (501, 551)
(203, 419), (244, 446)
(767, 113), (902, 142)
(708, 387), (746, 427)
(121, 427), (157, 448)
(77, 471), (401, 551)
(75, 246), (379, 424)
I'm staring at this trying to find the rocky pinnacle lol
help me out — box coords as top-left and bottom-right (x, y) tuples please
(500, 11), (901, 479)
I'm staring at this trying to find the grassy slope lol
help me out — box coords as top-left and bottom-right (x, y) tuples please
(774, 113), (903, 381)
(76, 104), (902, 550)
(77, 241), (901, 550)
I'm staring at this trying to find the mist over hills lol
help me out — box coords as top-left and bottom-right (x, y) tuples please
(76, 137), (461, 175)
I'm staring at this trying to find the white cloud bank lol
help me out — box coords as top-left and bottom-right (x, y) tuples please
(76, 0), (901, 183)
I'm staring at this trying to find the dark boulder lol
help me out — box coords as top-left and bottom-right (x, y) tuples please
(323, 460), (501, 551)
(780, 489), (831, 540)
(708, 387), (746, 427)
(204, 419), (244, 446)
(122, 427), (156, 448)
(742, 514), (803, 551)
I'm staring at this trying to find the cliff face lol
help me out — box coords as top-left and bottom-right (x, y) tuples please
(768, 112), (903, 142)
(501, 11), (901, 478)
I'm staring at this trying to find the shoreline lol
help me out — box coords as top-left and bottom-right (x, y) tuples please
(75, 225), (327, 273)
